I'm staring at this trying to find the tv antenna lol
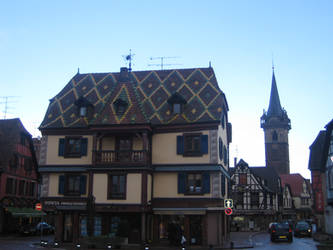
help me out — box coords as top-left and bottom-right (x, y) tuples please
(122, 49), (135, 72)
(0, 96), (19, 119)
(148, 56), (181, 70)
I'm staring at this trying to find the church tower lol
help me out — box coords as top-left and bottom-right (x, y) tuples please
(260, 70), (291, 174)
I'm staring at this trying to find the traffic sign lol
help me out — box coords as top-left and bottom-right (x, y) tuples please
(35, 203), (42, 211)
(224, 199), (233, 208)
(225, 208), (233, 215)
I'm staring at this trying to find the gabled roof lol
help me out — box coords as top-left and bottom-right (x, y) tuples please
(279, 173), (307, 196)
(40, 67), (228, 129)
(308, 130), (326, 171)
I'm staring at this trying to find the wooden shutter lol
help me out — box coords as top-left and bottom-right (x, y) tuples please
(202, 173), (210, 193)
(177, 136), (184, 154)
(58, 138), (65, 156)
(178, 173), (186, 193)
(80, 175), (87, 194)
(81, 138), (88, 156)
(201, 135), (208, 154)
(58, 175), (65, 194)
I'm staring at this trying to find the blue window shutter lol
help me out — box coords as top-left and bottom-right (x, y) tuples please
(202, 173), (210, 193)
(59, 175), (65, 194)
(58, 138), (65, 156)
(178, 173), (186, 193)
(80, 175), (87, 194)
(177, 136), (184, 155)
(201, 135), (208, 154)
(81, 138), (88, 156)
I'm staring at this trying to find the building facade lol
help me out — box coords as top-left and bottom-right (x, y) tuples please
(0, 118), (39, 233)
(230, 159), (281, 232)
(260, 70), (291, 175)
(39, 67), (231, 247)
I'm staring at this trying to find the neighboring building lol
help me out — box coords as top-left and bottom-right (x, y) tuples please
(39, 67), (232, 246)
(281, 183), (295, 221)
(260, 70), (291, 175)
(279, 174), (313, 222)
(230, 159), (281, 231)
(308, 130), (326, 231)
(0, 118), (40, 233)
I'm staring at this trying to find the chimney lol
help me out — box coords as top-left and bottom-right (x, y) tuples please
(119, 67), (129, 82)
(234, 157), (237, 167)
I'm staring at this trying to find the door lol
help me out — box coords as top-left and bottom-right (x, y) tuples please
(116, 137), (132, 162)
(63, 214), (73, 242)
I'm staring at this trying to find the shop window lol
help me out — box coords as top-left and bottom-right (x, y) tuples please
(94, 216), (102, 236)
(58, 137), (88, 158)
(178, 173), (210, 194)
(80, 216), (88, 237)
(58, 175), (87, 196)
(177, 133), (208, 156)
(108, 174), (126, 199)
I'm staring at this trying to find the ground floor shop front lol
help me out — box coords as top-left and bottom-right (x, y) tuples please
(51, 208), (229, 247)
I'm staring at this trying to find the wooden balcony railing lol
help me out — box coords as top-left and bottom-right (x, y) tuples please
(94, 150), (148, 165)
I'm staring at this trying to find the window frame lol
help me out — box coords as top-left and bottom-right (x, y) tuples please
(183, 133), (202, 156)
(108, 174), (127, 200)
(186, 173), (203, 194)
(65, 137), (83, 158)
(239, 173), (247, 185)
(65, 174), (81, 196)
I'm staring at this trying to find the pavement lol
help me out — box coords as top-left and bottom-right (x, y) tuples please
(29, 231), (257, 249)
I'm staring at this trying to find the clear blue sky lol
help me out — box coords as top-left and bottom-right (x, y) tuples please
(1, 0), (332, 178)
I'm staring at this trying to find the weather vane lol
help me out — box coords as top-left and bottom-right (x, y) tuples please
(123, 49), (134, 72)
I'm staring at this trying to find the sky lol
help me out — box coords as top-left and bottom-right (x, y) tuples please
(1, 0), (332, 179)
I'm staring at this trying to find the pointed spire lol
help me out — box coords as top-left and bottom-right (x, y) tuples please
(267, 70), (283, 117)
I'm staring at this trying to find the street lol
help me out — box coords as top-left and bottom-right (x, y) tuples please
(251, 232), (318, 250)
(0, 232), (320, 250)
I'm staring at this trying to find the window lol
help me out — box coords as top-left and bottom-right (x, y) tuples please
(19, 180), (25, 195)
(167, 93), (187, 115)
(173, 103), (181, 114)
(58, 175), (87, 196)
(184, 134), (201, 155)
(6, 178), (16, 195)
(113, 99), (128, 115)
(239, 174), (247, 185)
(187, 174), (202, 194)
(236, 192), (243, 207)
(24, 158), (33, 171)
(219, 138), (223, 161)
(272, 131), (278, 141)
(58, 137), (88, 158)
(329, 168), (333, 190)
(28, 182), (35, 196)
(178, 173), (210, 194)
(251, 192), (260, 207)
(108, 174), (126, 199)
(9, 154), (18, 168)
(177, 133), (208, 156)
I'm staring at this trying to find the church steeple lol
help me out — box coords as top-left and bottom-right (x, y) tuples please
(261, 69), (291, 175)
(267, 71), (283, 117)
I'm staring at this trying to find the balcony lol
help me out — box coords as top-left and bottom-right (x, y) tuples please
(94, 150), (148, 166)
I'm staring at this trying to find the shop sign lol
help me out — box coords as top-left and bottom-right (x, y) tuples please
(44, 201), (86, 206)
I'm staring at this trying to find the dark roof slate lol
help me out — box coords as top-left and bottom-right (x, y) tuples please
(40, 67), (227, 129)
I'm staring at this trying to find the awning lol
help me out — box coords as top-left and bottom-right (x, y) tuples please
(153, 208), (206, 215)
(6, 207), (45, 217)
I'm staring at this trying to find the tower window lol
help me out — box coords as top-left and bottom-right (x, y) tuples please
(272, 131), (278, 141)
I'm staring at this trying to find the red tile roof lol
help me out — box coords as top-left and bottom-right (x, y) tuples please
(279, 173), (305, 196)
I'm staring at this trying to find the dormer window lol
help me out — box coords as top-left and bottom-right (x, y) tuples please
(167, 93), (187, 115)
(113, 99), (128, 115)
(75, 97), (93, 118)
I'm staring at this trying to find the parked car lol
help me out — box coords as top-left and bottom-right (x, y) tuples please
(294, 221), (312, 237)
(268, 222), (278, 233)
(36, 222), (54, 235)
(19, 224), (37, 236)
(270, 222), (293, 242)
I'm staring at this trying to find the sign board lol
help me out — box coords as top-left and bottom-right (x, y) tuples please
(35, 203), (42, 211)
(225, 208), (233, 215)
(224, 199), (233, 208)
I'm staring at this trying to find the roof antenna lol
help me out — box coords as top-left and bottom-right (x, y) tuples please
(148, 56), (181, 70)
(123, 49), (134, 72)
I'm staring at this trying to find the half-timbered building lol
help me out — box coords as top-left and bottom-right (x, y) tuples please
(39, 67), (231, 247)
(230, 159), (281, 231)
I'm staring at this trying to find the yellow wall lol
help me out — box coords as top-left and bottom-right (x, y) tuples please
(46, 135), (93, 165)
(93, 173), (142, 204)
(153, 173), (211, 198)
(152, 132), (210, 164)
(101, 137), (115, 150)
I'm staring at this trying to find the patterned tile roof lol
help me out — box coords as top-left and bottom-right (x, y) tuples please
(40, 67), (228, 129)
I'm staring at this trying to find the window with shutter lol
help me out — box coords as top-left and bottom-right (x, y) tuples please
(108, 174), (126, 199)
(58, 137), (88, 158)
(178, 133), (208, 157)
